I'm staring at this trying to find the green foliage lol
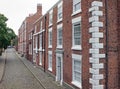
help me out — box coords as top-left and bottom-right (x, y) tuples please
(0, 13), (16, 49)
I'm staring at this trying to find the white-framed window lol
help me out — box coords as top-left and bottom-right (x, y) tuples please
(57, 24), (63, 48)
(39, 52), (42, 65)
(57, 1), (63, 22)
(48, 51), (52, 71)
(72, 54), (82, 88)
(72, 0), (81, 16)
(49, 10), (53, 26)
(35, 36), (38, 53)
(39, 34), (42, 50)
(72, 17), (81, 50)
(48, 28), (52, 48)
(30, 32), (32, 39)
(29, 44), (32, 55)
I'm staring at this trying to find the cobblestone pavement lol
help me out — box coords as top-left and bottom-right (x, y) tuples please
(0, 48), (45, 89)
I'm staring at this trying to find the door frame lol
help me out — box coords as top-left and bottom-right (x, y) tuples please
(56, 53), (63, 85)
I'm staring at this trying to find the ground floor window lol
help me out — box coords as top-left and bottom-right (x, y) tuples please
(48, 51), (52, 71)
(39, 52), (42, 65)
(72, 54), (82, 88)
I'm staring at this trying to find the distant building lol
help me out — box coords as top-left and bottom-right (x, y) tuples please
(18, 0), (120, 89)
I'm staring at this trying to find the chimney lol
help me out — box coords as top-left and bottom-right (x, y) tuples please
(37, 3), (42, 15)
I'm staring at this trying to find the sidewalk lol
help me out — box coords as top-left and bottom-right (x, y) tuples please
(0, 51), (6, 83)
(17, 53), (68, 89)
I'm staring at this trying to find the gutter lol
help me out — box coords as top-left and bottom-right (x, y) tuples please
(43, 16), (47, 72)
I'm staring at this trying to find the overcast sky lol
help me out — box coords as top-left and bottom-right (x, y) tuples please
(0, 0), (59, 35)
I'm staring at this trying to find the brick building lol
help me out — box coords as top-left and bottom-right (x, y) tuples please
(18, 0), (120, 89)
(18, 4), (42, 58)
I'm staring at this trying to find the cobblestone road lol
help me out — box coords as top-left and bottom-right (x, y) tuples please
(0, 48), (45, 89)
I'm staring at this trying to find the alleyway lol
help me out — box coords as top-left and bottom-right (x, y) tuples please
(0, 48), (45, 89)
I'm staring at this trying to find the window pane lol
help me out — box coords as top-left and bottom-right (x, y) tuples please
(58, 6), (62, 19)
(57, 28), (62, 46)
(73, 0), (81, 12)
(73, 59), (81, 82)
(74, 23), (81, 45)
(74, 2), (80, 11)
(49, 31), (52, 46)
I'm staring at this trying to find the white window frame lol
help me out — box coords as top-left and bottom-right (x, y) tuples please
(49, 10), (53, 26)
(72, 54), (82, 88)
(35, 36), (38, 53)
(29, 44), (32, 55)
(48, 51), (52, 71)
(39, 34), (42, 51)
(57, 1), (63, 22)
(48, 28), (52, 48)
(57, 24), (63, 48)
(72, 17), (82, 50)
(39, 52), (42, 65)
(72, 0), (81, 16)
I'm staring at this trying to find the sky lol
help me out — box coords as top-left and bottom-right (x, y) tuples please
(0, 0), (59, 35)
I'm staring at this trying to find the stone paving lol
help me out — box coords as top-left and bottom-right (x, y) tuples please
(16, 50), (67, 89)
(0, 48), (69, 89)
(0, 48), (45, 89)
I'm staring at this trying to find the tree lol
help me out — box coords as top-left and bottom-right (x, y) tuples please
(0, 13), (16, 55)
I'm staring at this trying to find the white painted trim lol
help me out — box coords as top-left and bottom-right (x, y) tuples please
(57, 23), (63, 29)
(89, 68), (99, 75)
(89, 78), (99, 85)
(58, 0), (63, 8)
(89, 16), (99, 23)
(89, 57), (99, 64)
(56, 53), (63, 85)
(89, 6), (99, 12)
(89, 38), (99, 43)
(92, 22), (103, 27)
(72, 54), (82, 88)
(92, 74), (103, 80)
(92, 1), (103, 7)
(71, 45), (82, 50)
(92, 11), (103, 16)
(92, 43), (103, 49)
(93, 85), (104, 89)
(89, 27), (99, 33)
(92, 54), (105, 58)
(48, 51), (52, 71)
(92, 32), (103, 38)
(89, 48), (99, 54)
(71, 9), (82, 16)
(33, 29), (45, 36)
(92, 63), (104, 69)
(72, 17), (81, 24)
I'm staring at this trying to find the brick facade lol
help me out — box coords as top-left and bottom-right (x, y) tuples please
(18, 0), (120, 89)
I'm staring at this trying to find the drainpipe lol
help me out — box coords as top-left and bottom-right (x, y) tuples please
(44, 16), (47, 72)
(32, 30), (34, 63)
(105, 0), (108, 89)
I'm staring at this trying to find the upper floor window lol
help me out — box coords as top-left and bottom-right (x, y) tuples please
(57, 24), (63, 48)
(49, 10), (53, 26)
(57, 1), (63, 22)
(72, 17), (81, 50)
(48, 28), (52, 48)
(72, 0), (81, 15)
